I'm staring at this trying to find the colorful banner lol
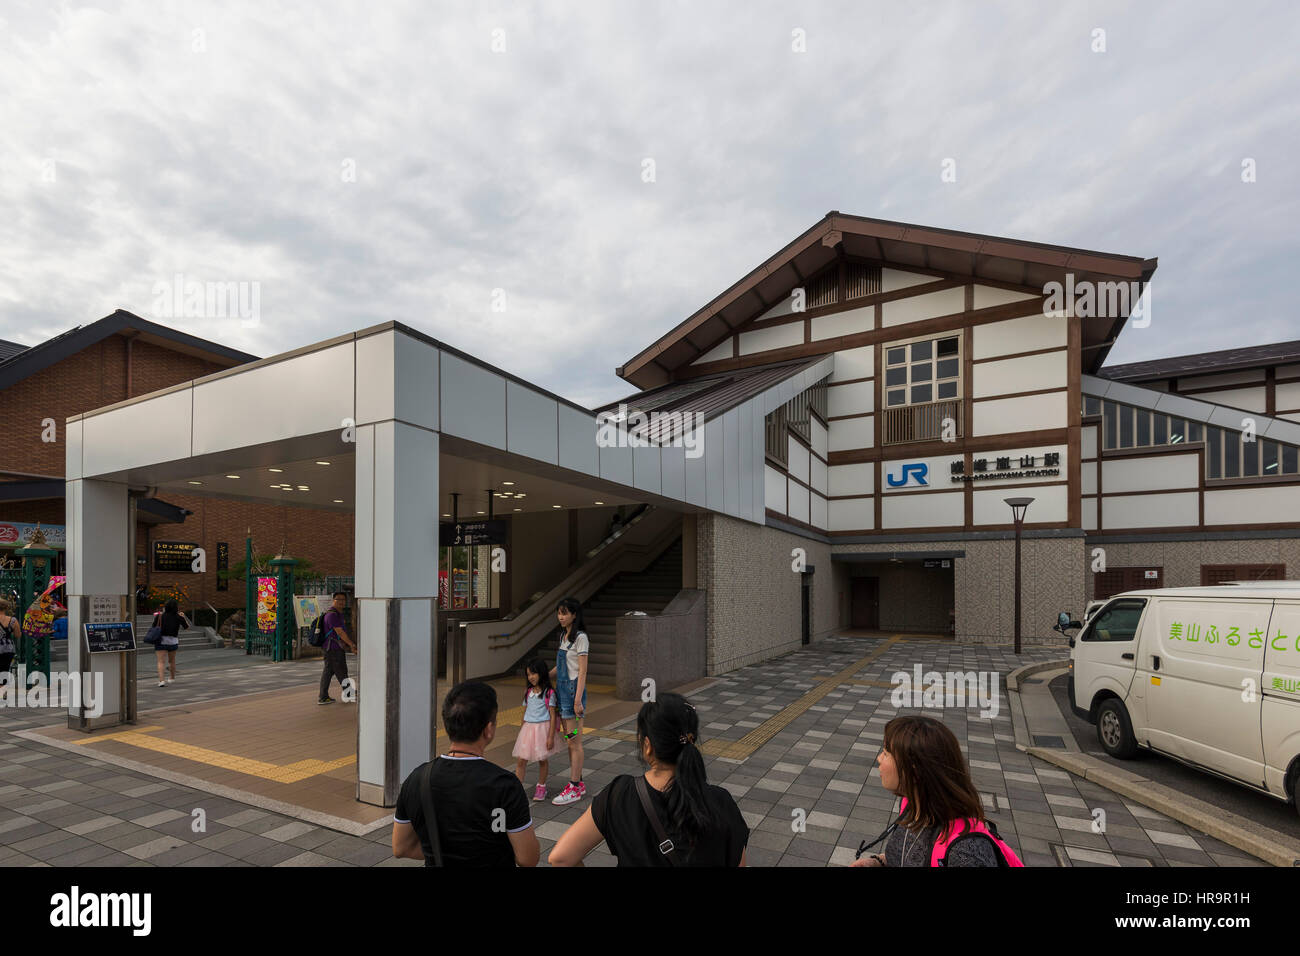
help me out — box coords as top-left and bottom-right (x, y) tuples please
(0, 522), (66, 548)
(256, 576), (278, 632)
(23, 578), (65, 637)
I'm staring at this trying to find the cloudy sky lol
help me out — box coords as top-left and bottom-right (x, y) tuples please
(2, 1), (1296, 408)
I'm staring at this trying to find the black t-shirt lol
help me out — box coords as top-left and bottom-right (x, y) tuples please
(393, 756), (532, 867)
(591, 774), (749, 867)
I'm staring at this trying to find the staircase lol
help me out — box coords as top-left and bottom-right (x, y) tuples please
(527, 539), (683, 680)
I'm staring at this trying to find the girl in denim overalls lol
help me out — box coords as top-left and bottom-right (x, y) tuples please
(549, 596), (589, 806)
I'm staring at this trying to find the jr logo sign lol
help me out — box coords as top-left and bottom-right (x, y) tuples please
(886, 463), (929, 488)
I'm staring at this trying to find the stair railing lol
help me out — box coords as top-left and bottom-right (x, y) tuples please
(460, 507), (683, 679)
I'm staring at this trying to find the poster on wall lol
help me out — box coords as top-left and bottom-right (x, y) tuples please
(256, 576), (277, 632)
(293, 594), (332, 629)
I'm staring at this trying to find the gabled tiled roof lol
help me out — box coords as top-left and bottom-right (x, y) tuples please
(619, 211), (1156, 388)
(1098, 340), (1300, 382)
(0, 310), (257, 391)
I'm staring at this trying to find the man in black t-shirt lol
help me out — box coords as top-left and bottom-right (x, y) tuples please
(392, 682), (539, 867)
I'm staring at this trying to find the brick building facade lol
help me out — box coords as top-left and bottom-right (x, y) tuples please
(0, 311), (354, 610)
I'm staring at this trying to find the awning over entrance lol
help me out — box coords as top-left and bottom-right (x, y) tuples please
(65, 320), (832, 807)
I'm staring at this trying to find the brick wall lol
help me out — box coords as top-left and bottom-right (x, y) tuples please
(696, 513), (835, 675)
(0, 329), (352, 606)
(1083, 537), (1300, 602)
(137, 494), (354, 608)
(0, 333), (228, 478)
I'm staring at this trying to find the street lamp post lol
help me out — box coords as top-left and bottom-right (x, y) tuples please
(1004, 497), (1034, 654)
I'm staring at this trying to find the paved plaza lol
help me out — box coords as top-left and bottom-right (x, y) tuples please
(0, 634), (1272, 867)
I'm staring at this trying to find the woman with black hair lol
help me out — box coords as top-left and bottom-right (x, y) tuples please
(549, 596), (590, 806)
(154, 599), (189, 688)
(548, 692), (749, 867)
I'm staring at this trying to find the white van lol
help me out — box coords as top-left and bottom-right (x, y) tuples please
(1058, 584), (1300, 815)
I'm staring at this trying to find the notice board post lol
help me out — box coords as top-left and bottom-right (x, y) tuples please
(70, 595), (136, 732)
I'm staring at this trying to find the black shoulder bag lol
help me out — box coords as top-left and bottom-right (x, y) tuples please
(633, 775), (683, 867)
(419, 761), (445, 867)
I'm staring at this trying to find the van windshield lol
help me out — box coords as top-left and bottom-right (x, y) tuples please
(1083, 599), (1146, 642)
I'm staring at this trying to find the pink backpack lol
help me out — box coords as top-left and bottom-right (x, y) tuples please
(899, 797), (1024, 867)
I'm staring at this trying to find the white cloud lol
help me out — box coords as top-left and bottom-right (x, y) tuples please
(0, 0), (1297, 405)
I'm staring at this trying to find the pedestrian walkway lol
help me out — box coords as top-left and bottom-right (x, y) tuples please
(0, 632), (1270, 866)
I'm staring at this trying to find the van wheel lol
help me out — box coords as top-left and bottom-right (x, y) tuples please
(1096, 699), (1138, 759)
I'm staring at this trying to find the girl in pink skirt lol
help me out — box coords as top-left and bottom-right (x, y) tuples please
(513, 659), (561, 801)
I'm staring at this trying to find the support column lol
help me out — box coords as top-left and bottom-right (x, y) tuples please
(66, 478), (132, 729)
(354, 420), (439, 806)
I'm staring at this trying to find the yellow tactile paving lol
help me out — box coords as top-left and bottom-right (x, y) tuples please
(78, 728), (355, 783)
(707, 635), (904, 759)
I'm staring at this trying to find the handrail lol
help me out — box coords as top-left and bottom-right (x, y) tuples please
(487, 507), (679, 649)
(502, 504), (656, 623)
(460, 507), (682, 676)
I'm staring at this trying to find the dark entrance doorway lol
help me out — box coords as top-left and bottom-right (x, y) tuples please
(800, 569), (814, 645)
(851, 577), (879, 629)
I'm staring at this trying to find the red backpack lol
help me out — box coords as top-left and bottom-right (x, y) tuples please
(901, 797), (1024, 867)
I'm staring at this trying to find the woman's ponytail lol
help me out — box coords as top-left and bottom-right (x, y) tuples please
(636, 692), (712, 846)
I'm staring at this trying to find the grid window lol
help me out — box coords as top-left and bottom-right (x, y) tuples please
(884, 334), (961, 408)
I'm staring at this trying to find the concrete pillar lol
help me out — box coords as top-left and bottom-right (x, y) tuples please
(65, 478), (132, 729)
(353, 420), (439, 806)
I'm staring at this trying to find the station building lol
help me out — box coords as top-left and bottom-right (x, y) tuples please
(60, 213), (1300, 805)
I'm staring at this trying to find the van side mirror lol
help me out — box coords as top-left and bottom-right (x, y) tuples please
(1053, 612), (1082, 635)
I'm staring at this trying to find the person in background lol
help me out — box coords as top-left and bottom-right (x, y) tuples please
(512, 659), (560, 801)
(0, 599), (20, 697)
(155, 599), (189, 687)
(549, 596), (589, 806)
(52, 608), (68, 642)
(318, 591), (357, 705)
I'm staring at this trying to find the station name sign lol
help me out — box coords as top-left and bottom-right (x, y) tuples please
(950, 453), (1060, 482)
(439, 520), (506, 547)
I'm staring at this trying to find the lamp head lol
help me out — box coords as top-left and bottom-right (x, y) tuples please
(1004, 496), (1035, 524)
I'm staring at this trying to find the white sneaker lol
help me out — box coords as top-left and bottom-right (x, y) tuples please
(551, 783), (583, 806)
(166, 678), (173, 684)
(158, 681), (166, 687)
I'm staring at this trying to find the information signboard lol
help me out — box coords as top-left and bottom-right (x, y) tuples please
(154, 541), (200, 573)
(439, 521), (506, 547)
(85, 621), (136, 653)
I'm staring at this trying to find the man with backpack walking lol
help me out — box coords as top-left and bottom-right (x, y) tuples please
(317, 592), (356, 705)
